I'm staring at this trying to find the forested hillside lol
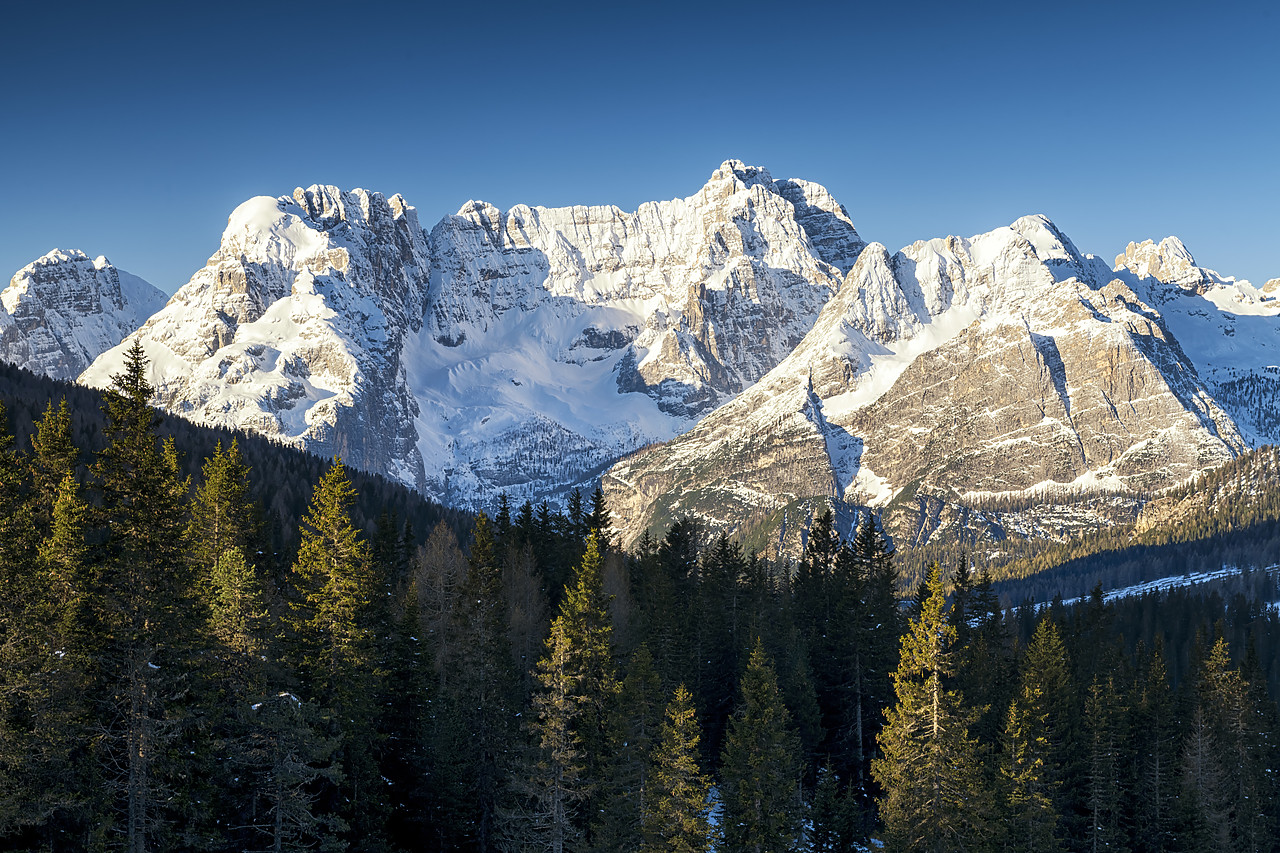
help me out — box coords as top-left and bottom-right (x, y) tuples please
(0, 348), (1275, 851)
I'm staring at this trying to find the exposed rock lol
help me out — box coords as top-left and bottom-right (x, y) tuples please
(82, 187), (431, 491)
(605, 217), (1254, 550)
(1, 250), (165, 380)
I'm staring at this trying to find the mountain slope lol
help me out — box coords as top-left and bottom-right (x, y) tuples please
(1, 250), (165, 380)
(603, 215), (1266, 549)
(411, 160), (861, 506)
(76, 161), (862, 510)
(82, 187), (433, 489)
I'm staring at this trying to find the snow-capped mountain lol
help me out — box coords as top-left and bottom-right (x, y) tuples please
(604, 216), (1277, 548)
(2, 250), (165, 380)
(411, 160), (860, 505)
(6, 161), (1275, 547)
(82, 187), (433, 489)
(80, 161), (861, 508)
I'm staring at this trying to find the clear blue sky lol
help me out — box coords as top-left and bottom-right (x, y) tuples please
(3, 0), (1277, 293)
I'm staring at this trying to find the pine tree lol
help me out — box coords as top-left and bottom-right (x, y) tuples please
(719, 638), (802, 853)
(1129, 642), (1177, 853)
(521, 617), (588, 853)
(188, 439), (260, 586)
(872, 563), (992, 853)
(810, 762), (859, 853)
(29, 398), (78, 527)
(591, 645), (662, 853)
(515, 531), (619, 852)
(846, 513), (901, 834)
(1001, 618), (1067, 853)
(440, 511), (519, 852)
(1082, 675), (1127, 853)
(0, 468), (99, 845)
(641, 685), (713, 853)
(282, 460), (381, 848)
(91, 341), (196, 852)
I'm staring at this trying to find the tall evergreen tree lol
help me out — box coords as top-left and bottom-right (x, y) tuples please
(282, 460), (382, 849)
(441, 511), (519, 852)
(592, 645), (662, 853)
(872, 564), (992, 853)
(1129, 642), (1178, 853)
(1001, 618), (1067, 853)
(719, 639), (802, 853)
(91, 341), (196, 852)
(641, 684), (713, 853)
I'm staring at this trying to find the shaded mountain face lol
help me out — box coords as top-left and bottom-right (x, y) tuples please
(4, 162), (1275, 548)
(1, 250), (165, 380)
(604, 216), (1275, 550)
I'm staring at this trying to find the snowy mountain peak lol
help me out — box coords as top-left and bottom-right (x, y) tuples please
(2, 249), (165, 380)
(1114, 237), (1205, 289)
(710, 159), (775, 190)
(83, 185), (432, 490)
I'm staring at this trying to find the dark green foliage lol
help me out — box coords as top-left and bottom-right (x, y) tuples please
(0, 358), (1277, 852)
(641, 684), (712, 853)
(719, 639), (802, 853)
(873, 564), (993, 853)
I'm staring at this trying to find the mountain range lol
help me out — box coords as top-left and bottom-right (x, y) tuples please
(6, 160), (1278, 549)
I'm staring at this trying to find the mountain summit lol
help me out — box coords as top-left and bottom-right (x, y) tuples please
(3, 162), (1275, 550)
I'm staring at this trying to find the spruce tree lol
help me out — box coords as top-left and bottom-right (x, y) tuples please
(517, 531), (619, 852)
(1001, 618), (1067, 853)
(719, 638), (802, 853)
(91, 341), (196, 852)
(441, 511), (519, 852)
(641, 684), (713, 853)
(592, 645), (662, 853)
(282, 460), (381, 848)
(872, 563), (992, 853)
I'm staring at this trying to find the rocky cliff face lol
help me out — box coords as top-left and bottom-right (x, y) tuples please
(604, 216), (1266, 550)
(425, 160), (861, 418)
(81, 187), (432, 490)
(2, 250), (165, 380)
(77, 162), (862, 510)
(406, 160), (862, 507)
(11, 162), (1272, 548)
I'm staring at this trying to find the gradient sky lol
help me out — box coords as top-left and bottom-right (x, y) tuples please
(3, 0), (1276, 293)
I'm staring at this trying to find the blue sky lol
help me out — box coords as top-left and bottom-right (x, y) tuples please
(3, 0), (1276, 293)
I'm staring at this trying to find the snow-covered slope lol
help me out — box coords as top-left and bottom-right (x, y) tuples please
(82, 187), (432, 489)
(412, 160), (861, 506)
(604, 216), (1264, 548)
(1105, 238), (1280, 445)
(2, 250), (166, 380)
(79, 162), (862, 508)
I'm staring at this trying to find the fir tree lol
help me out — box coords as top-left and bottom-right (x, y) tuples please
(282, 460), (381, 848)
(91, 341), (197, 852)
(719, 638), (802, 853)
(641, 684), (713, 853)
(872, 564), (992, 853)
(591, 645), (662, 853)
(1001, 618), (1066, 853)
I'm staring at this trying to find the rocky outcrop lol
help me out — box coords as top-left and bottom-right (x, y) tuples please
(604, 216), (1256, 549)
(426, 159), (861, 418)
(82, 187), (431, 490)
(409, 160), (863, 507)
(2, 250), (165, 380)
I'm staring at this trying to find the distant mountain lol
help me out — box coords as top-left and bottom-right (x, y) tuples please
(82, 186), (434, 491)
(4, 162), (1276, 552)
(81, 161), (861, 509)
(604, 216), (1279, 550)
(1, 249), (165, 380)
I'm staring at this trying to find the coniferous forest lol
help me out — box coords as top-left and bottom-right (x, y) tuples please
(0, 348), (1277, 852)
